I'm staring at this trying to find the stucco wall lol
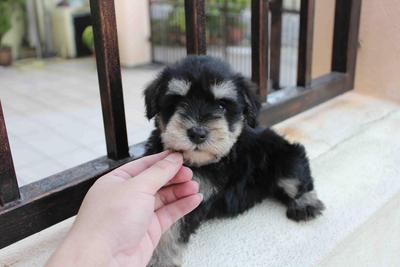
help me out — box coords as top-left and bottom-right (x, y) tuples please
(354, 0), (400, 102)
(115, 0), (151, 67)
(312, 0), (399, 103)
(312, 0), (335, 79)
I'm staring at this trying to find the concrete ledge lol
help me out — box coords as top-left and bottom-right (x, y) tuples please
(320, 191), (400, 267)
(0, 218), (72, 266)
(184, 98), (400, 266)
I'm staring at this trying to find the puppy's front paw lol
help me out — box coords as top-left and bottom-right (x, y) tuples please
(286, 190), (325, 222)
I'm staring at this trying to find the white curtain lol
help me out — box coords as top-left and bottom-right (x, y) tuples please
(26, 0), (58, 57)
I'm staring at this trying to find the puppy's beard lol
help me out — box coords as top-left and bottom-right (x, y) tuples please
(161, 112), (243, 166)
(182, 150), (219, 167)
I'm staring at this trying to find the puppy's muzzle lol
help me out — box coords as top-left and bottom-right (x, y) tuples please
(187, 126), (209, 144)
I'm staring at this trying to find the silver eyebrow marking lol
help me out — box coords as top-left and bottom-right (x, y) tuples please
(211, 80), (237, 100)
(167, 79), (191, 96)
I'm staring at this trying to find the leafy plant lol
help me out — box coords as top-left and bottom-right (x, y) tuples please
(160, 0), (250, 45)
(82, 25), (94, 53)
(0, 0), (25, 47)
(208, 0), (249, 13)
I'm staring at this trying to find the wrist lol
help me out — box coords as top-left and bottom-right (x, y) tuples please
(47, 230), (113, 267)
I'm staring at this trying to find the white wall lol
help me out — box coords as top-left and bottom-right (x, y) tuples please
(354, 0), (400, 102)
(115, 0), (151, 67)
(312, 0), (335, 79)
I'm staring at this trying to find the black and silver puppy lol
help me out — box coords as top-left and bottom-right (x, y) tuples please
(144, 56), (325, 266)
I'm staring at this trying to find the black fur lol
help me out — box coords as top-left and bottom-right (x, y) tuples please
(143, 56), (325, 251)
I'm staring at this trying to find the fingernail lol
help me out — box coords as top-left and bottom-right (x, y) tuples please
(198, 193), (204, 201)
(165, 153), (182, 164)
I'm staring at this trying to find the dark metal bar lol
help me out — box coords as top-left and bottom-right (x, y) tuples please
(270, 0), (283, 90)
(0, 143), (144, 249)
(251, 0), (270, 101)
(222, 0), (229, 59)
(297, 0), (315, 87)
(148, 0), (156, 62)
(259, 72), (347, 126)
(331, 0), (362, 89)
(0, 101), (20, 207)
(184, 0), (206, 55)
(90, 0), (129, 160)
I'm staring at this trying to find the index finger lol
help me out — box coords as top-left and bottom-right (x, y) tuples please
(111, 151), (171, 178)
(128, 153), (184, 194)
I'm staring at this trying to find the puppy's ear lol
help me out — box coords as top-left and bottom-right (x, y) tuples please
(143, 75), (164, 119)
(235, 75), (261, 127)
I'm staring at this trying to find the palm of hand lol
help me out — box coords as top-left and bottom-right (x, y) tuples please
(69, 152), (200, 267)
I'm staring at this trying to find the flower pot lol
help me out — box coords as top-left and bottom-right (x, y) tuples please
(228, 27), (245, 45)
(0, 46), (12, 66)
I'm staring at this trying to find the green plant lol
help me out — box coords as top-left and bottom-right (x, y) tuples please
(208, 0), (249, 13)
(0, 0), (25, 46)
(82, 26), (94, 53)
(162, 0), (250, 45)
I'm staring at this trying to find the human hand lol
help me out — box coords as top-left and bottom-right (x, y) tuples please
(47, 151), (202, 267)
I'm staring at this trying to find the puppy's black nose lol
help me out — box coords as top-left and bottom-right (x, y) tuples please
(187, 127), (208, 144)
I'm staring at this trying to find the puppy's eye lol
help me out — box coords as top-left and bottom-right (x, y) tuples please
(217, 100), (227, 112)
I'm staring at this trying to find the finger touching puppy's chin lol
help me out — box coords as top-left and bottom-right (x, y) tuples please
(161, 144), (217, 167)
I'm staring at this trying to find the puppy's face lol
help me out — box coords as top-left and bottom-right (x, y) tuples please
(144, 56), (260, 166)
(158, 79), (244, 166)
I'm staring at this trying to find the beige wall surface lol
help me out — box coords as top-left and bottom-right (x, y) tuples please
(115, 0), (151, 67)
(312, 0), (335, 79)
(354, 0), (400, 102)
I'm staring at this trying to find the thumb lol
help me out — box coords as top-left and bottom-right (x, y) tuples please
(128, 153), (183, 194)
(156, 193), (203, 233)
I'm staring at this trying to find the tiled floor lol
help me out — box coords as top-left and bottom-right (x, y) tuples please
(0, 58), (161, 186)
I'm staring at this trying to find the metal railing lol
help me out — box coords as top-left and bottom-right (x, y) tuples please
(149, 0), (301, 89)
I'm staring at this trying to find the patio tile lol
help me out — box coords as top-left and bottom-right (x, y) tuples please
(16, 160), (66, 185)
(9, 142), (48, 170)
(4, 115), (44, 137)
(3, 93), (52, 115)
(56, 125), (105, 147)
(32, 112), (78, 130)
(54, 148), (99, 169)
(129, 130), (153, 145)
(23, 131), (81, 157)
(85, 140), (107, 156)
